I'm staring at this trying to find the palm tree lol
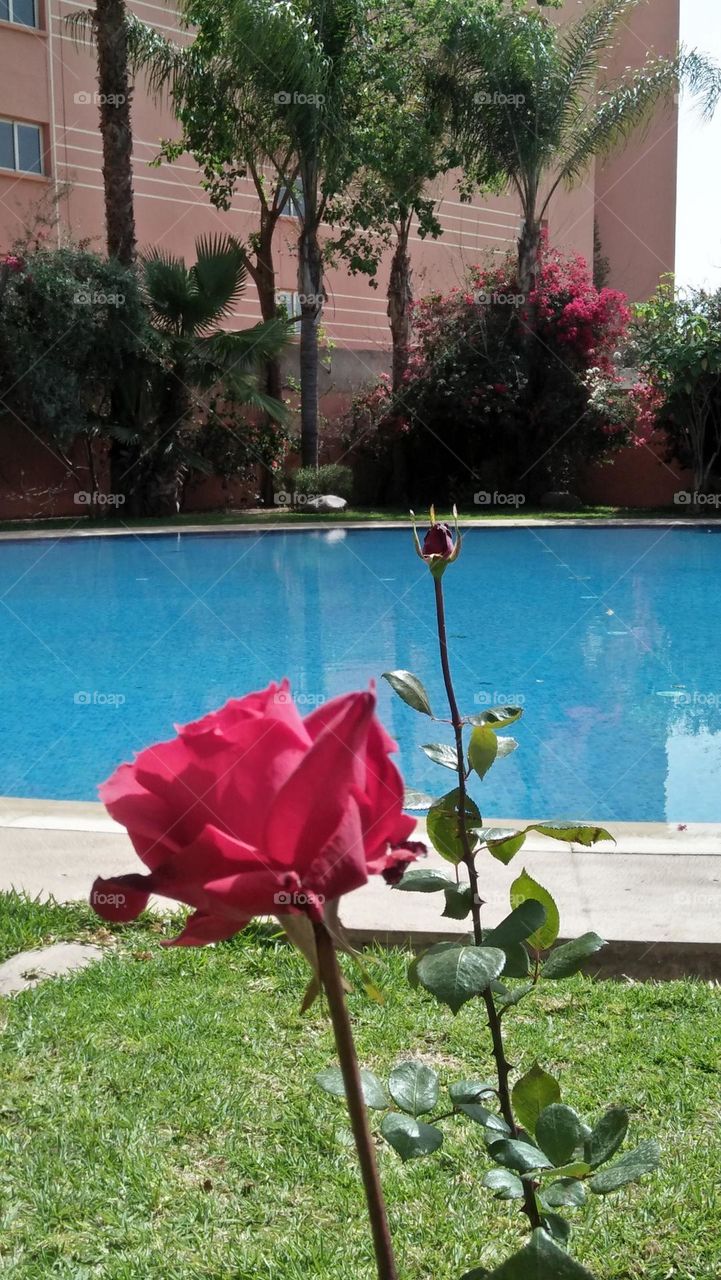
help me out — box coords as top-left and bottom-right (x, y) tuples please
(70, 0), (137, 264)
(441, 0), (721, 301)
(134, 234), (289, 514)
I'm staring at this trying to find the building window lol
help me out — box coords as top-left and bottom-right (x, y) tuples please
(0, 120), (43, 174)
(277, 179), (305, 219)
(275, 290), (302, 321)
(0, 0), (38, 28)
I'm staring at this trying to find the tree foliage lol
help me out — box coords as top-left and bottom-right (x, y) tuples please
(631, 282), (721, 494)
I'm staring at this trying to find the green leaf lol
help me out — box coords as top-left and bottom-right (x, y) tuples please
(382, 670), (433, 716)
(536, 1105), (584, 1167)
(449, 1079), (497, 1105)
(510, 870), (560, 950)
(497, 943), (531, 979)
(482, 1168), (525, 1200)
(541, 933), (605, 978)
(511, 1062), (561, 1136)
(468, 724), (498, 780)
(540, 1213), (572, 1246)
(468, 705), (524, 730)
(315, 1067), (388, 1110)
(394, 868), (453, 893)
(485, 1228), (598, 1279)
(496, 736), (519, 759)
(542, 1178), (587, 1209)
(460, 1269), (490, 1280)
(588, 1140), (660, 1194)
(528, 823), (615, 847)
(488, 1138), (553, 1173)
(486, 900), (546, 949)
(585, 1107), (629, 1168)
(483, 829), (527, 865)
(416, 942), (506, 1014)
(388, 1061), (439, 1117)
(548, 1161), (591, 1180)
(494, 981), (534, 1010)
(426, 789), (481, 864)
(420, 742), (459, 771)
(403, 788), (435, 811)
(442, 885), (474, 919)
(380, 1112), (443, 1161)
(458, 1104), (510, 1135)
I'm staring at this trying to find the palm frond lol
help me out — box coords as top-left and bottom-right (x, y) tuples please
(189, 235), (248, 332)
(140, 248), (193, 334)
(126, 14), (186, 99)
(64, 7), (96, 46)
(557, 0), (640, 129)
(555, 49), (720, 193)
(200, 315), (292, 376)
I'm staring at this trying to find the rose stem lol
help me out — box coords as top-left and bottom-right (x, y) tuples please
(313, 917), (398, 1280)
(433, 576), (541, 1230)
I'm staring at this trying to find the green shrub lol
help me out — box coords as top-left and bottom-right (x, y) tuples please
(289, 463), (353, 503)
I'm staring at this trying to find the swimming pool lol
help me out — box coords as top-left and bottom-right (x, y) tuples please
(1, 525), (720, 822)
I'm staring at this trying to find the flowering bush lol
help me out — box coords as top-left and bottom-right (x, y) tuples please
(346, 243), (634, 503)
(630, 284), (721, 492)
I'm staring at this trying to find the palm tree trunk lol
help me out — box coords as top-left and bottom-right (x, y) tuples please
(517, 216), (541, 307)
(298, 220), (323, 469)
(95, 0), (136, 265)
(387, 215), (413, 395)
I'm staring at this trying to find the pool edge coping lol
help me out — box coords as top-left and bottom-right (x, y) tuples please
(0, 516), (717, 540)
(1, 796), (719, 849)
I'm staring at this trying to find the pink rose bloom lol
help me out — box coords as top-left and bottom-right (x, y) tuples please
(90, 682), (422, 946)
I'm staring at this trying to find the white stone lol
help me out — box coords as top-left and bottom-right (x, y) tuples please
(0, 942), (104, 996)
(305, 494), (348, 512)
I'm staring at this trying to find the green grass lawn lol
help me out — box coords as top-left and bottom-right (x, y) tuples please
(0, 504), (708, 534)
(1, 892), (719, 1280)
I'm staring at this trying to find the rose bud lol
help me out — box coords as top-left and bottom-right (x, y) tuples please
(411, 505), (462, 578)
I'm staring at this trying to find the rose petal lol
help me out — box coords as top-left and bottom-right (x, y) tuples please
(90, 875), (151, 922)
(162, 910), (248, 947)
(264, 691), (375, 869)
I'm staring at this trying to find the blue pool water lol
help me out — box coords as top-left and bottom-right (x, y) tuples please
(1, 526), (721, 821)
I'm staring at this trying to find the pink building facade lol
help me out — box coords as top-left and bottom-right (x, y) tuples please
(0, 0), (684, 512)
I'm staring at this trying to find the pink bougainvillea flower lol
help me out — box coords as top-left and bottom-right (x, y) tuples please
(89, 682), (423, 947)
(0, 254), (23, 273)
(411, 505), (462, 579)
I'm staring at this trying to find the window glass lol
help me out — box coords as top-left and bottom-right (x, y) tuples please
(16, 123), (42, 173)
(0, 122), (14, 170)
(13, 0), (37, 27)
(0, 2), (10, 21)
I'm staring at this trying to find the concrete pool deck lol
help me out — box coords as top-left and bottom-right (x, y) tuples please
(1, 798), (719, 978)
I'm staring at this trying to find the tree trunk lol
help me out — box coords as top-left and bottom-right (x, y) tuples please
(252, 212), (283, 505)
(298, 220), (324, 469)
(517, 217), (541, 306)
(387, 216), (413, 395)
(95, 0), (136, 266)
(143, 368), (191, 516)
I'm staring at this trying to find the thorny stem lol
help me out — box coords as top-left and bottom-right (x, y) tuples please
(432, 578), (542, 1231)
(313, 918), (398, 1280)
